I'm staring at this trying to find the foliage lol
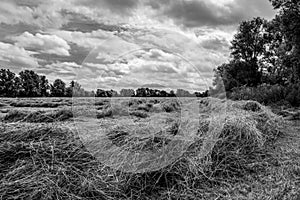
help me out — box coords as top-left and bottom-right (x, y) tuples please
(0, 69), (19, 97)
(19, 70), (42, 97)
(212, 1), (300, 106)
(120, 89), (135, 97)
(230, 83), (300, 107)
(50, 79), (66, 97)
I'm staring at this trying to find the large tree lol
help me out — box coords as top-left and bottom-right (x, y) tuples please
(19, 70), (41, 97)
(0, 69), (19, 97)
(269, 0), (300, 82)
(231, 17), (269, 85)
(120, 89), (135, 97)
(39, 75), (49, 97)
(51, 79), (66, 97)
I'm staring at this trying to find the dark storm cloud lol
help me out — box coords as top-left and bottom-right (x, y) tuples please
(164, 1), (239, 27)
(61, 11), (127, 33)
(0, 23), (39, 43)
(34, 43), (90, 66)
(75, 0), (139, 14)
(200, 37), (230, 51)
(161, 0), (275, 28)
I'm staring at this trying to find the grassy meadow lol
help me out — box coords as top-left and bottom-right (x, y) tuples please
(0, 97), (299, 200)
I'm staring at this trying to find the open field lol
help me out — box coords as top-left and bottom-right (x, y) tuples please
(0, 97), (300, 200)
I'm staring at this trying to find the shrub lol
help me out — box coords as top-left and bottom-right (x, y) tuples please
(230, 83), (300, 107)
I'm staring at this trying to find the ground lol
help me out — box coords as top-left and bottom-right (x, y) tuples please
(0, 97), (299, 200)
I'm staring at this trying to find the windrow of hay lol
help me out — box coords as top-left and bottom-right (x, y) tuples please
(0, 124), (122, 200)
(90, 99), (285, 198)
(3, 109), (73, 123)
(10, 101), (70, 108)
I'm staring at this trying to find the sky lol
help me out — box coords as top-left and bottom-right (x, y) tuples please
(0, 0), (276, 92)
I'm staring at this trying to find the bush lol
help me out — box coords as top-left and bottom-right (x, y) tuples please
(229, 83), (300, 107)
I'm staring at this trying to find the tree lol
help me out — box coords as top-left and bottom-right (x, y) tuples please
(231, 17), (269, 84)
(176, 89), (192, 97)
(120, 89), (135, 97)
(270, 0), (300, 82)
(136, 88), (147, 97)
(169, 90), (176, 97)
(0, 69), (19, 97)
(51, 79), (66, 97)
(39, 75), (49, 97)
(19, 70), (41, 97)
(96, 89), (107, 97)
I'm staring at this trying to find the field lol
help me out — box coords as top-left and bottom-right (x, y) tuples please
(0, 97), (300, 200)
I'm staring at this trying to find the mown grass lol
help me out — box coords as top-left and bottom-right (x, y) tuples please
(3, 109), (73, 123)
(0, 98), (299, 199)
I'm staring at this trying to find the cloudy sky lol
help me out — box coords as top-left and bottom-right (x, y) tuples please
(0, 0), (275, 92)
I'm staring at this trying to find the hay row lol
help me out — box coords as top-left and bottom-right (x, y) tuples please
(3, 109), (73, 123)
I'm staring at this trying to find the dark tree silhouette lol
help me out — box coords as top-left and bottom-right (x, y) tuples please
(19, 70), (41, 97)
(51, 79), (66, 97)
(0, 69), (19, 97)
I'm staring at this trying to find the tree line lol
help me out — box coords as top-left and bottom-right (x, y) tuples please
(212, 0), (300, 106)
(97, 88), (208, 97)
(0, 68), (209, 98)
(0, 69), (94, 97)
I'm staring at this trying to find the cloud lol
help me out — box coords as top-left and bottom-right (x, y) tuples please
(51, 30), (114, 49)
(40, 62), (82, 81)
(11, 32), (71, 56)
(75, 0), (139, 14)
(200, 37), (230, 51)
(153, 0), (275, 28)
(0, 42), (38, 68)
(0, 0), (69, 29)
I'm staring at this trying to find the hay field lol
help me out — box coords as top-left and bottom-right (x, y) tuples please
(0, 97), (299, 200)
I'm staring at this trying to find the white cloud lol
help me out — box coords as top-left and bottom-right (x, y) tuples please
(12, 32), (71, 56)
(51, 30), (114, 49)
(0, 42), (38, 67)
(0, 0), (70, 29)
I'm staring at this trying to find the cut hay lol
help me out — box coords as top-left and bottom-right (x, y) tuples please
(129, 110), (149, 118)
(0, 109), (9, 113)
(10, 102), (61, 108)
(0, 98), (290, 199)
(162, 99), (181, 112)
(0, 124), (121, 200)
(3, 109), (73, 123)
(0, 102), (7, 107)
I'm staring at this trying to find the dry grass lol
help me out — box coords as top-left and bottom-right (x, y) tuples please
(0, 98), (299, 199)
(3, 109), (73, 123)
(0, 124), (121, 200)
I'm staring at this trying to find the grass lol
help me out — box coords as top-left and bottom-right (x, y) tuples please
(3, 109), (73, 123)
(0, 98), (299, 199)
